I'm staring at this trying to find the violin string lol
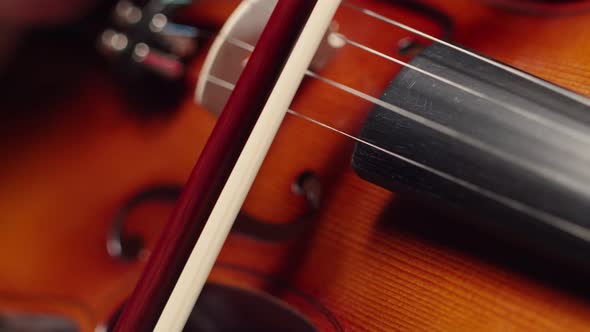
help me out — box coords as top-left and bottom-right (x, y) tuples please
(303, 70), (588, 196)
(340, 1), (590, 108)
(205, 74), (590, 242)
(334, 33), (590, 147)
(216, 37), (590, 197)
(222, 31), (590, 149)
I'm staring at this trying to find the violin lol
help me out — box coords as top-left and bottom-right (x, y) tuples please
(1, 0), (590, 331)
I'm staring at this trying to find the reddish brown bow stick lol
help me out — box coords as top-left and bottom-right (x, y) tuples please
(113, 1), (317, 331)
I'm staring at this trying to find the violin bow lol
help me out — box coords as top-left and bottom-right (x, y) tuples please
(113, 0), (341, 331)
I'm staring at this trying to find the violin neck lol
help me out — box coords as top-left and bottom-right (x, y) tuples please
(353, 42), (590, 271)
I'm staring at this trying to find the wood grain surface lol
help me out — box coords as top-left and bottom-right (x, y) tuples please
(0, 0), (589, 331)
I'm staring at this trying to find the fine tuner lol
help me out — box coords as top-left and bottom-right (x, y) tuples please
(98, 0), (203, 110)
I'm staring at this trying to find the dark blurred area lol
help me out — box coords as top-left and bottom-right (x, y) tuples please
(0, 0), (196, 122)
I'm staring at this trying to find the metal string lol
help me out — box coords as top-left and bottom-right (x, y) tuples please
(340, 1), (590, 108)
(194, 2), (590, 242)
(219, 30), (590, 151)
(178, 1), (590, 139)
(334, 33), (590, 147)
(215, 36), (590, 199)
(303, 70), (589, 193)
(204, 74), (590, 243)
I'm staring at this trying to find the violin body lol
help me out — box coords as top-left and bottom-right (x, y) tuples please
(1, 0), (590, 331)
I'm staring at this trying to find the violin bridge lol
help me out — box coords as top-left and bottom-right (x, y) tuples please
(196, 0), (345, 116)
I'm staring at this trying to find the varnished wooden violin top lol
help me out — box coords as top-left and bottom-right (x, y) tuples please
(1, 0), (590, 331)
